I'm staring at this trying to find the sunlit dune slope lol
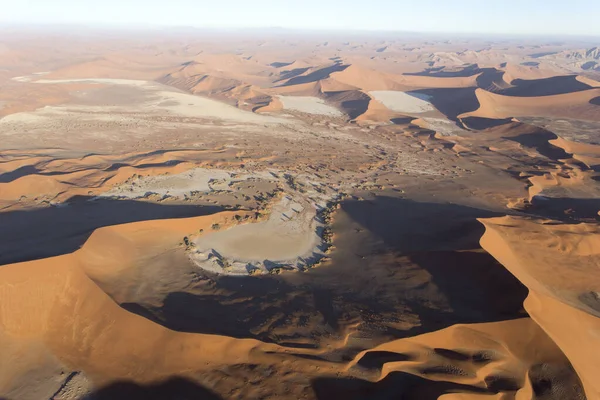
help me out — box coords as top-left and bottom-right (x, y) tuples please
(480, 216), (600, 399)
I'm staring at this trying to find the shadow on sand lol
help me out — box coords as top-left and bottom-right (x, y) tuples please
(0, 196), (222, 265)
(461, 116), (514, 130)
(122, 197), (528, 348)
(499, 75), (593, 97)
(311, 361), (585, 400)
(409, 88), (480, 121)
(503, 129), (572, 161)
(280, 64), (348, 86)
(85, 377), (223, 400)
(311, 372), (492, 400)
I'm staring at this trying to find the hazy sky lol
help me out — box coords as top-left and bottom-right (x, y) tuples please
(2, 0), (599, 36)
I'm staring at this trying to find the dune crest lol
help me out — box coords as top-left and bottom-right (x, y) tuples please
(480, 216), (600, 399)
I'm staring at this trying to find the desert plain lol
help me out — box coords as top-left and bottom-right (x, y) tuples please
(0, 27), (600, 399)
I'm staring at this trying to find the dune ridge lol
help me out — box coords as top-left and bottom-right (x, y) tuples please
(480, 216), (600, 399)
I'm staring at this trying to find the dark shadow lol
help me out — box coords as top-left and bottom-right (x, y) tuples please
(521, 61), (540, 67)
(87, 377), (223, 400)
(104, 160), (183, 172)
(461, 116), (513, 130)
(528, 363), (586, 400)
(581, 61), (598, 70)
(498, 75), (592, 97)
(529, 51), (558, 58)
(357, 351), (414, 370)
(484, 375), (520, 392)
(130, 278), (326, 346)
(339, 197), (528, 323)
(118, 198), (527, 350)
(476, 68), (509, 92)
(324, 90), (371, 119)
(311, 372), (491, 400)
(526, 196), (600, 222)
(0, 196), (222, 265)
(270, 61), (294, 68)
(340, 197), (499, 253)
(591, 96), (600, 106)
(281, 64), (348, 86)
(274, 67), (310, 83)
(0, 165), (40, 183)
(503, 129), (571, 161)
(433, 348), (470, 361)
(408, 88), (480, 121)
(390, 117), (414, 125)
(340, 99), (370, 119)
(579, 291), (600, 314)
(405, 64), (481, 78)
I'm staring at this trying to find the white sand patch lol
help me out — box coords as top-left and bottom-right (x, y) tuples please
(35, 78), (152, 87)
(99, 167), (284, 200)
(192, 193), (323, 275)
(99, 165), (338, 276)
(369, 91), (435, 113)
(278, 96), (343, 116)
(100, 168), (234, 199)
(419, 117), (465, 136)
(11, 76), (32, 82)
(4, 78), (290, 125)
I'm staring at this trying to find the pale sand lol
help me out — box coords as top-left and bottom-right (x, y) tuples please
(99, 165), (336, 275)
(369, 91), (435, 113)
(101, 168), (234, 199)
(2, 78), (290, 126)
(277, 95), (343, 116)
(191, 193), (323, 274)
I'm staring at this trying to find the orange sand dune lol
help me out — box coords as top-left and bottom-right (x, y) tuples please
(319, 77), (361, 92)
(0, 208), (582, 400)
(0, 156), (51, 173)
(525, 170), (592, 200)
(0, 212), (285, 394)
(329, 64), (479, 91)
(480, 216), (600, 399)
(577, 75), (600, 87)
(0, 161), (200, 203)
(0, 173), (80, 202)
(271, 80), (324, 96)
(0, 147), (242, 205)
(398, 73), (480, 89)
(329, 64), (410, 91)
(550, 136), (600, 168)
(345, 318), (577, 399)
(501, 63), (561, 83)
(460, 88), (600, 120)
(354, 96), (400, 123)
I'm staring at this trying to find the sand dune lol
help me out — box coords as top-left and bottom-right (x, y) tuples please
(0, 213), (288, 399)
(0, 209), (584, 399)
(480, 216), (600, 399)
(343, 318), (581, 400)
(460, 87), (600, 120)
(2, 29), (600, 399)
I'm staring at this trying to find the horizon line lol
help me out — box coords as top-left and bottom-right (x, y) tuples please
(0, 23), (599, 40)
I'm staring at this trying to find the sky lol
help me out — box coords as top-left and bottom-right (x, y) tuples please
(1, 0), (599, 37)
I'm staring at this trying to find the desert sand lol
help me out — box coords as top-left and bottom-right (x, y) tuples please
(0, 27), (599, 400)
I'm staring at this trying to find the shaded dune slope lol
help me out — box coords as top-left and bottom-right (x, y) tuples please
(480, 216), (600, 400)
